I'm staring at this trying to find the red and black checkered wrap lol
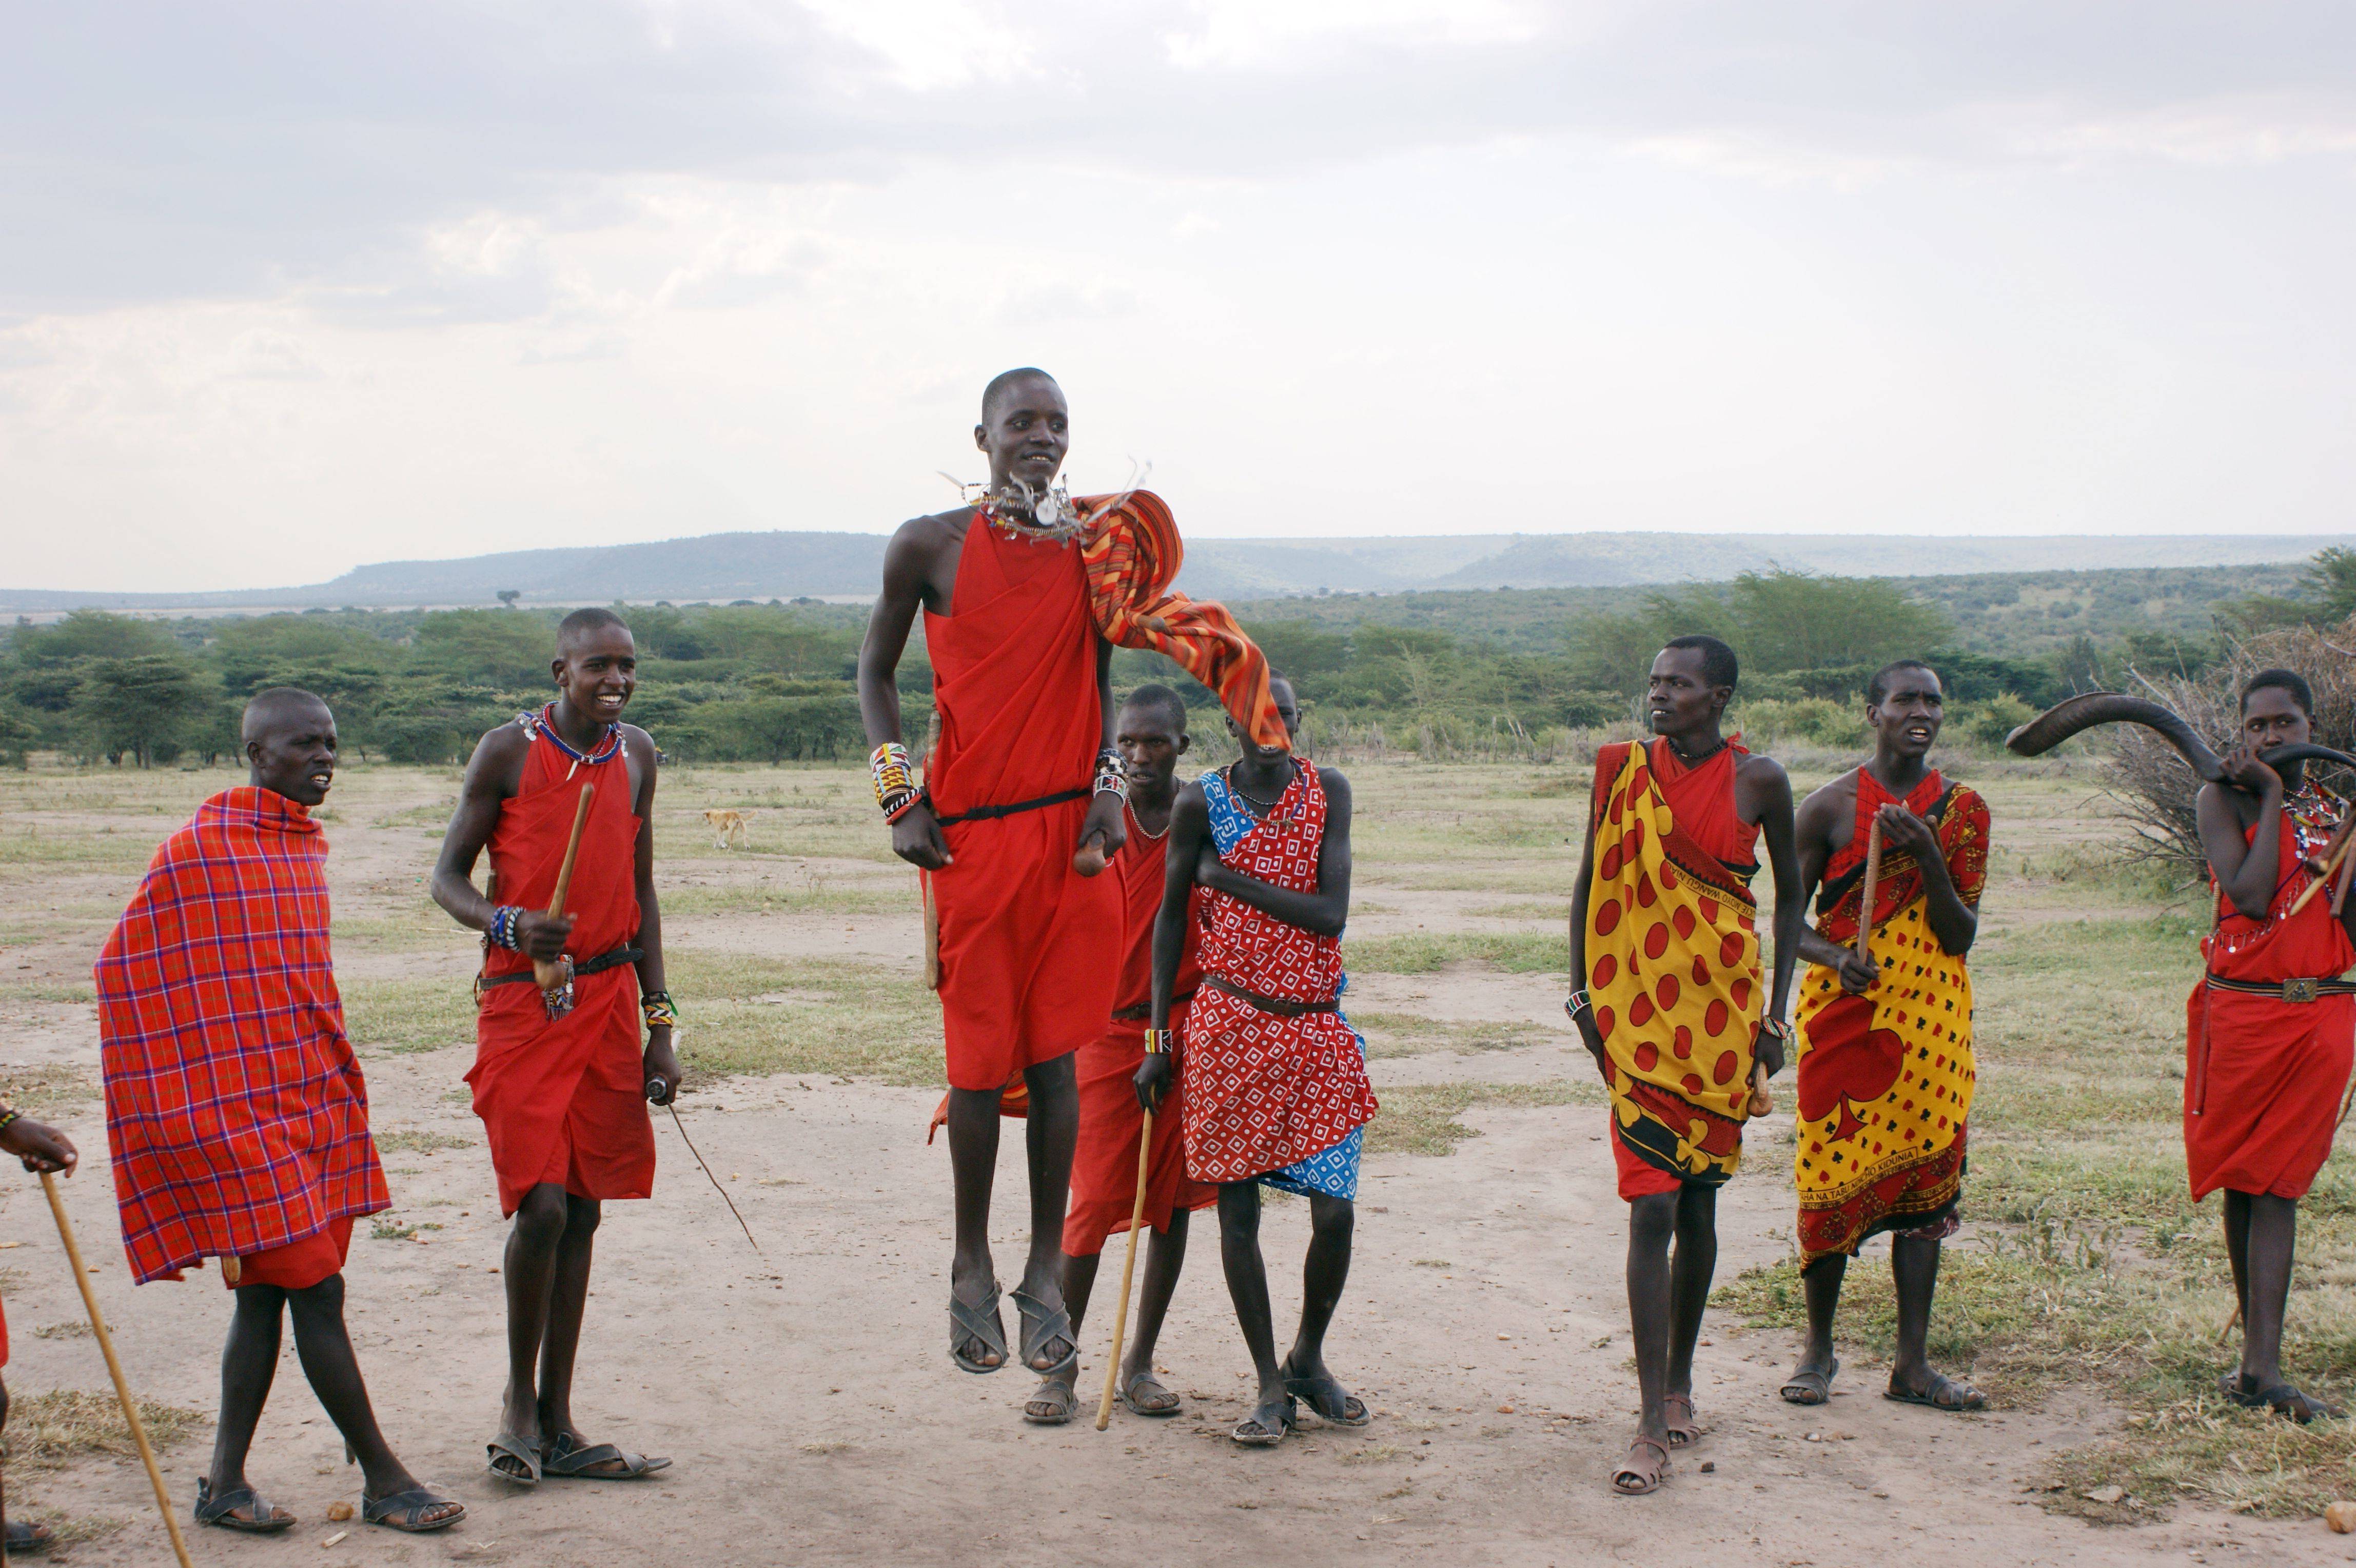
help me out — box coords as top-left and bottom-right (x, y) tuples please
(95, 787), (386, 1285)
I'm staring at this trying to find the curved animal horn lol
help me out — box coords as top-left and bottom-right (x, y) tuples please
(2004, 693), (2356, 782)
(2004, 693), (2227, 781)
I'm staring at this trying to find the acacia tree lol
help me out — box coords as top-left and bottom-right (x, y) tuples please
(72, 655), (207, 767)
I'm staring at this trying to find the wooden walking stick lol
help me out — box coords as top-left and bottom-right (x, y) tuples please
(2287, 815), (2356, 918)
(40, 1173), (192, 1568)
(1854, 815), (1884, 963)
(533, 783), (596, 1003)
(1093, 1108), (1155, 1432)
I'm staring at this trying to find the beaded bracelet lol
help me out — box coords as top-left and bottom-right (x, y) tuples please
(0, 1108), (19, 1136)
(1143, 1028), (1175, 1055)
(488, 905), (526, 951)
(1092, 746), (1128, 800)
(882, 786), (931, 825)
(641, 990), (678, 1032)
(871, 742), (919, 819)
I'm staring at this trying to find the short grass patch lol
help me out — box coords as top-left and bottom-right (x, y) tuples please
(377, 1129), (473, 1154)
(667, 951), (941, 1087)
(1346, 931), (1564, 976)
(6, 1390), (204, 1468)
(1350, 1011), (1546, 1059)
(343, 976), (480, 1055)
(1365, 1081), (1595, 1158)
(0, 1064), (96, 1115)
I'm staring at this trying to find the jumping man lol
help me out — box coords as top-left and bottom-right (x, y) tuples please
(2189, 669), (2353, 1422)
(1034, 685), (1218, 1424)
(856, 368), (1126, 1397)
(432, 610), (677, 1484)
(99, 689), (463, 1533)
(1139, 674), (1379, 1447)
(1780, 661), (1990, 1412)
(1568, 636), (1804, 1494)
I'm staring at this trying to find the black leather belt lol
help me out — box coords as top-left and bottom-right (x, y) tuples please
(934, 788), (1090, 826)
(2205, 974), (2356, 1003)
(477, 944), (644, 993)
(1203, 974), (1339, 1017)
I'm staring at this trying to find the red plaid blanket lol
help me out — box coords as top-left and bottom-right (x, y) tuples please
(95, 787), (386, 1285)
(1079, 489), (1287, 749)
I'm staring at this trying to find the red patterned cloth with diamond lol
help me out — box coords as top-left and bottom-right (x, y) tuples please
(1583, 739), (1764, 1198)
(1181, 760), (1379, 1185)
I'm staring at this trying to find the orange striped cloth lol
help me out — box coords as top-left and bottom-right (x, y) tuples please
(1079, 490), (1287, 749)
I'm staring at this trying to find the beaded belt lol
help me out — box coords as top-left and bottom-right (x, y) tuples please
(1111, 990), (1194, 1023)
(2205, 974), (2356, 1004)
(1203, 974), (1340, 1018)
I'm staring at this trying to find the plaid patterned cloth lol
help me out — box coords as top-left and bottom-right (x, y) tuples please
(1079, 490), (1288, 749)
(95, 787), (386, 1285)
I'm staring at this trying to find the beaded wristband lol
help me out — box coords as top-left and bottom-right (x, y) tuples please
(641, 990), (678, 1031)
(488, 905), (526, 951)
(872, 741), (918, 818)
(1092, 746), (1128, 800)
(1143, 1028), (1174, 1055)
(0, 1108), (19, 1136)
(882, 786), (930, 825)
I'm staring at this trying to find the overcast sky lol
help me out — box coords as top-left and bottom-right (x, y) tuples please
(4, 2), (2353, 592)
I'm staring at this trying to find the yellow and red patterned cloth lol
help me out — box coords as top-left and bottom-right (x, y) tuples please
(1584, 739), (1765, 1195)
(1079, 490), (1287, 750)
(1793, 768), (1988, 1266)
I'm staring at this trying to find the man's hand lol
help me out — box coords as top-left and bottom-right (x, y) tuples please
(516, 910), (576, 962)
(1874, 801), (1939, 863)
(0, 1117), (76, 1175)
(1755, 1022), (1788, 1079)
(643, 1029), (681, 1106)
(2222, 742), (2284, 800)
(1832, 948), (1879, 995)
(1134, 1050), (1174, 1113)
(1081, 794), (1127, 864)
(892, 802), (952, 870)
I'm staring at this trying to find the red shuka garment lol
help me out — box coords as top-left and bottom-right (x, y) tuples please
(1609, 737), (1759, 1200)
(1064, 803), (1215, 1257)
(922, 514), (1123, 1090)
(468, 725), (655, 1217)
(2186, 791), (2356, 1202)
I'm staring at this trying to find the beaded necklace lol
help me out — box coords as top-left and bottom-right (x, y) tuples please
(963, 481), (1088, 545)
(521, 703), (623, 768)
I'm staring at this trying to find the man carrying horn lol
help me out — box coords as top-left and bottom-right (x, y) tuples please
(1568, 635), (1804, 1495)
(2188, 668), (2354, 1422)
(1780, 660), (1990, 1414)
(432, 607), (676, 1484)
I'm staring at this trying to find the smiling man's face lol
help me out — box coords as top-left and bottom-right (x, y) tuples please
(975, 374), (1069, 496)
(554, 622), (638, 726)
(245, 696), (338, 807)
(1868, 665), (1943, 759)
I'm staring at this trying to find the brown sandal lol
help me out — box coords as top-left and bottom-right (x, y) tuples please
(1611, 1433), (1671, 1495)
(1663, 1391), (1700, 1447)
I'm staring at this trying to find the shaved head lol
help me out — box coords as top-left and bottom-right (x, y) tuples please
(558, 605), (631, 652)
(981, 366), (1058, 422)
(241, 686), (332, 744)
(1118, 683), (1189, 735)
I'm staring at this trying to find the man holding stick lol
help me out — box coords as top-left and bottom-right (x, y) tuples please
(1138, 674), (1378, 1448)
(98, 689), (462, 1533)
(2187, 669), (2354, 1422)
(0, 1110), (77, 1555)
(1779, 661), (1990, 1412)
(433, 609), (676, 1483)
(1035, 684), (1216, 1425)
(1568, 636), (1803, 1495)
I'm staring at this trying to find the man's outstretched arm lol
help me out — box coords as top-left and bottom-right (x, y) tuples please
(1749, 758), (1802, 1080)
(1192, 771), (1352, 938)
(429, 728), (572, 962)
(1136, 783), (1211, 1112)
(857, 524), (950, 870)
(627, 728), (678, 1104)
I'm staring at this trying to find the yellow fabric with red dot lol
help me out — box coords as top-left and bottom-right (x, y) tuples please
(1585, 741), (1762, 1184)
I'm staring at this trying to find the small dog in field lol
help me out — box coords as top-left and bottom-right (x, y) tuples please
(703, 809), (748, 849)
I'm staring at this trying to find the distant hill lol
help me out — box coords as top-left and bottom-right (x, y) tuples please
(2, 527), (2345, 614)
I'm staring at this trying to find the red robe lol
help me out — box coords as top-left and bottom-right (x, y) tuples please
(96, 787), (387, 1286)
(468, 726), (655, 1217)
(922, 513), (1123, 1090)
(1606, 738), (1760, 1201)
(2186, 792), (2356, 1201)
(1064, 803), (1216, 1256)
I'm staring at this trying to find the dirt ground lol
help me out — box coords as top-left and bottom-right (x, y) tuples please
(2, 758), (2351, 1566)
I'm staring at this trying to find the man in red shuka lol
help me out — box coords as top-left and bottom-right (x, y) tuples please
(2189, 668), (2356, 1423)
(1029, 684), (1216, 1425)
(433, 610), (678, 1484)
(857, 367), (1127, 1398)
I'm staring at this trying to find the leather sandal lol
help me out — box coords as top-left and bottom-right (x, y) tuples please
(362, 1486), (465, 1532)
(194, 1479), (295, 1533)
(542, 1432), (672, 1479)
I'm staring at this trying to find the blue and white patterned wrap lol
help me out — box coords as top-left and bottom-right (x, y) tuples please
(1197, 768), (1366, 1202)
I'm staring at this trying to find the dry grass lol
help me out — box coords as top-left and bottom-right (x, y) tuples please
(1365, 1081), (1598, 1158)
(5, 1390), (204, 1469)
(0, 1064), (95, 1115)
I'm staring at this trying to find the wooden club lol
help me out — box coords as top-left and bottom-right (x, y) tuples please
(533, 783), (595, 993)
(1094, 1108), (1156, 1432)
